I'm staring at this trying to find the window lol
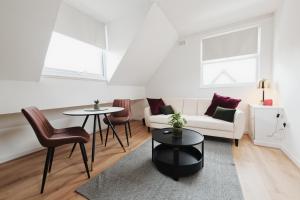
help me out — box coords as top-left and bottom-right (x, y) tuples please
(201, 26), (260, 87)
(43, 32), (105, 80)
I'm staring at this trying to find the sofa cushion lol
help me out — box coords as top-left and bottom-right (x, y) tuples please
(197, 99), (211, 115)
(205, 93), (241, 116)
(163, 98), (183, 113)
(149, 114), (171, 124)
(212, 106), (236, 122)
(147, 98), (165, 115)
(182, 99), (198, 115)
(160, 105), (175, 115)
(184, 115), (234, 132)
(149, 114), (234, 132)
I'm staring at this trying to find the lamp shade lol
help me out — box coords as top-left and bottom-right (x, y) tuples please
(258, 79), (270, 89)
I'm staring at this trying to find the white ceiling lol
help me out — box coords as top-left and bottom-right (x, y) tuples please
(64, 0), (151, 22)
(154, 0), (282, 36)
(66, 0), (282, 36)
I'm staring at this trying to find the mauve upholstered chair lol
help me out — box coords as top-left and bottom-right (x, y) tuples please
(103, 99), (132, 146)
(22, 107), (90, 193)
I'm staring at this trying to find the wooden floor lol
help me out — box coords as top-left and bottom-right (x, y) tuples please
(0, 121), (299, 200)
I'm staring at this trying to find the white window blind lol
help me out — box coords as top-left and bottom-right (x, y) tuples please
(202, 27), (258, 61)
(201, 26), (260, 87)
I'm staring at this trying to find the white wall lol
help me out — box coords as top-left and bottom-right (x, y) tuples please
(0, 0), (62, 81)
(106, 3), (151, 80)
(146, 16), (276, 130)
(273, 0), (300, 167)
(109, 4), (178, 85)
(0, 78), (145, 114)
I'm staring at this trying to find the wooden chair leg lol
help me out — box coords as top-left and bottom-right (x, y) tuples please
(79, 143), (90, 178)
(48, 148), (55, 173)
(125, 123), (129, 146)
(105, 126), (109, 147)
(41, 147), (52, 193)
(128, 121), (132, 138)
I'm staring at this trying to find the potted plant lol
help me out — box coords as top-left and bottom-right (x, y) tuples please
(168, 112), (187, 138)
(94, 99), (100, 110)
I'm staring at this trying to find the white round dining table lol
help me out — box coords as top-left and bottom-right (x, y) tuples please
(63, 107), (125, 170)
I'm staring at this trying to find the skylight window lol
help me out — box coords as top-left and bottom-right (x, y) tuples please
(43, 32), (105, 80)
(201, 26), (260, 87)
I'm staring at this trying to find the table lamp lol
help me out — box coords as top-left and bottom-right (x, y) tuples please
(258, 79), (270, 103)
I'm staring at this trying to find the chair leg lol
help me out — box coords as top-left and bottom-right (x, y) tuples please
(105, 126), (109, 147)
(41, 147), (52, 193)
(48, 148), (55, 173)
(128, 121), (132, 138)
(112, 125), (115, 138)
(97, 115), (103, 144)
(235, 139), (239, 147)
(79, 143), (90, 178)
(68, 143), (77, 158)
(125, 123), (129, 146)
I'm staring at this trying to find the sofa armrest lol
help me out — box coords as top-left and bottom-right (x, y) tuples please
(144, 107), (152, 127)
(233, 109), (246, 139)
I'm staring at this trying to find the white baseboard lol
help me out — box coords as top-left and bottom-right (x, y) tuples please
(253, 140), (281, 149)
(0, 146), (44, 164)
(280, 146), (300, 168)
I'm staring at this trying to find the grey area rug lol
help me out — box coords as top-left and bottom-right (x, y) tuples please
(77, 138), (244, 200)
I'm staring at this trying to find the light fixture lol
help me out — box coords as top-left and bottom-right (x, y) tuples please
(258, 79), (270, 103)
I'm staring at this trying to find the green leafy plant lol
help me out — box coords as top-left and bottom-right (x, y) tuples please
(94, 99), (100, 110)
(168, 112), (187, 129)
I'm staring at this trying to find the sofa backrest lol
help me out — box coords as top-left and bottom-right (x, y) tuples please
(163, 98), (211, 116)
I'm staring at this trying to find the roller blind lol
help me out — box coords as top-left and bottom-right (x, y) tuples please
(202, 27), (258, 61)
(54, 3), (106, 49)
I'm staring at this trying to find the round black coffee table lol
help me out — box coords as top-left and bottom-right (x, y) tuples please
(152, 128), (204, 181)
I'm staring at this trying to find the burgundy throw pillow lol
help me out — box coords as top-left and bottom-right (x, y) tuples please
(205, 93), (241, 116)
(147, 98), (165, 115)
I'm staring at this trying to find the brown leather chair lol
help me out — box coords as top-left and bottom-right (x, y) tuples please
(21, 107), (90, 193)
(103, 99), (132, 146)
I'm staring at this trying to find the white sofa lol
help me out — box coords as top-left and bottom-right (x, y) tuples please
(144, 98), (246, 146)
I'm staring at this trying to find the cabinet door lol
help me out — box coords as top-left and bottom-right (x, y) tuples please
(254, 108), (279, 140)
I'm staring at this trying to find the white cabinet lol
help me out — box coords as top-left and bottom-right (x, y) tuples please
(249, 105), (285, 148)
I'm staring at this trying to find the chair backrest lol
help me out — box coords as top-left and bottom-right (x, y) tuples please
(22, 107), (54, 147)
(112, 99), (131, 118)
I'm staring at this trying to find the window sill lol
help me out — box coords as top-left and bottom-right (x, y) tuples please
(199, 83), (257, 89)
(42, 68), (106, 82)
(41, 74), (106, 82)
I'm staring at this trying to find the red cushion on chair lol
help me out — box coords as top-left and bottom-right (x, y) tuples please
(205, 93), (241, 116)
(147, 98), (165, 115)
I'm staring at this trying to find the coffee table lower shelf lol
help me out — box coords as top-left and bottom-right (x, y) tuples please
(152, 144), (203, 180)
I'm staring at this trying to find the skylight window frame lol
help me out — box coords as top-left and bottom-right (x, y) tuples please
(200, 25), (261, 88)
(42, 32), (107, 81)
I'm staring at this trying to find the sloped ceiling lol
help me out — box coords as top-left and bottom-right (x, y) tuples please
(0, 0), (62, 81)
(109, 4), (178, 85)
(154, 0), (282, 37)
(0, 0), (282, 84)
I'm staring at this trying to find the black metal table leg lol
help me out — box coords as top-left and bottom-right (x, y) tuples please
(173, 148), (179, 181)
(202, 140), (204, 168)
(96, 115), (103, 144)
(68, 115), (89, 158)
(104, 114), (126, 152)
(152, 138), (154, 161)
(91, 115), (97, 170)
